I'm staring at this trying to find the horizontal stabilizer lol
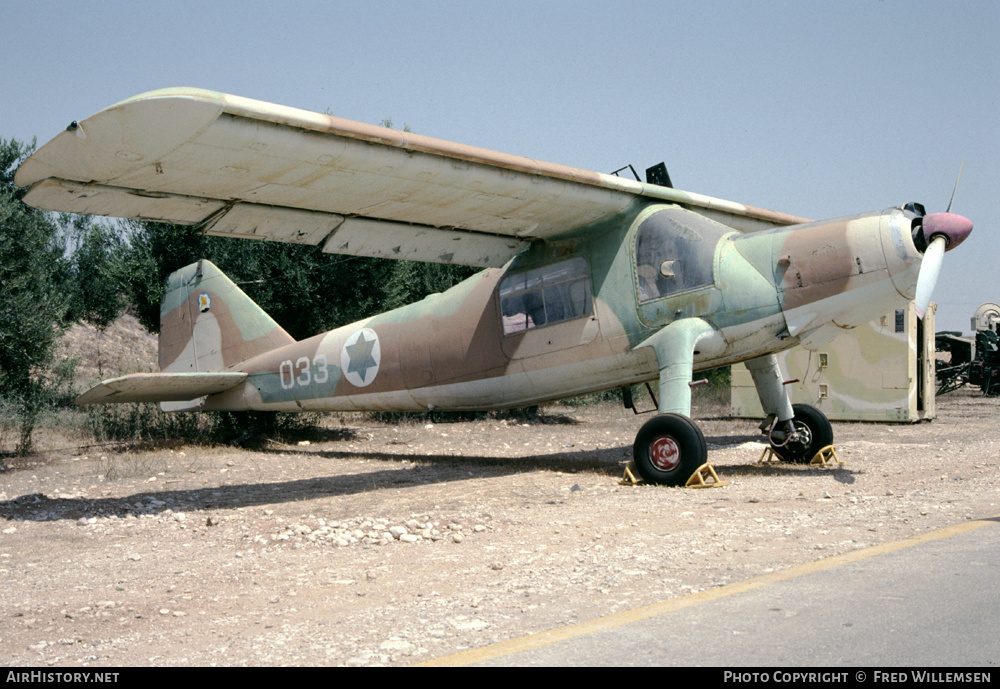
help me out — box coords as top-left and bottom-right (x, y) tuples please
(75, 372), (247, 405)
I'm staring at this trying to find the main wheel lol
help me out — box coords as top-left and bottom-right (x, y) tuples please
(633, 413), (707, 486)
(771, 403), (833, 463)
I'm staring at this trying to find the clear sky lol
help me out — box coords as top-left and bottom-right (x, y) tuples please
(3, 0), (997, 332)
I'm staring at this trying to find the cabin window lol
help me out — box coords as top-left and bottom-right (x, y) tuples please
(634, 208), (731, 303)
(499, 257), (592, 335)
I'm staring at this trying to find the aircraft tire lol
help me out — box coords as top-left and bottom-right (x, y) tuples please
(633, 413), (707, 486)
(773, 403), (833, 463)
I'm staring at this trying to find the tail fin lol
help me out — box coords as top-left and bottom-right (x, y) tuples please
(159, 259), (294, 373)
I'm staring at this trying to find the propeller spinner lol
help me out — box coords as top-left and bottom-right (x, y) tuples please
(914, 211), (973, 319)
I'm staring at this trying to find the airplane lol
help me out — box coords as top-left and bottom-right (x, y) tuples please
(14, 87), (973, 486)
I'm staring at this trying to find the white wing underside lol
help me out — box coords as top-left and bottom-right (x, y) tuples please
(16, 88), (808, 267)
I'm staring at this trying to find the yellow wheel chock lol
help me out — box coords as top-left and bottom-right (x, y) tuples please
(621, 461), (641, 485)
(758, 445), (784, 464)
(757, 444), (843, 466)
(684, 463), (729, 488)
(809, 445), (843, 467)
(619, 461), (729, 488)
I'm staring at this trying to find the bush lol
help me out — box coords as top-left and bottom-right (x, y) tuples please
(83, 404), (322, 447)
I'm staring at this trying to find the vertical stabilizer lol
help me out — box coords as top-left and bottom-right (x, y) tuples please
(159, 259), (295, 373)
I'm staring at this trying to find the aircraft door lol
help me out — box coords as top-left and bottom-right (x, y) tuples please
(633, 206), (731, 327)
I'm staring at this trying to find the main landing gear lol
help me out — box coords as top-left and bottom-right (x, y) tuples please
(632, 413), (707, 487)
(630, 403), (834, 486)
(629, 329), (834, 486)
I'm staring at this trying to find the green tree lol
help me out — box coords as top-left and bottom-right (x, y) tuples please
(113, 218), (476, 340)
(110, 221), (207, 333)
(62, 214), (127, 331)
(0, 138), (72, 453)
(382, 260), (476, 311)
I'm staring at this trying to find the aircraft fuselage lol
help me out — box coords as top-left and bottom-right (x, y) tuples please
(187, 201), (924, 414)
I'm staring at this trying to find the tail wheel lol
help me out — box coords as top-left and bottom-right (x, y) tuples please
(772, 403), (833, 463)
(633, 413), (707, 486)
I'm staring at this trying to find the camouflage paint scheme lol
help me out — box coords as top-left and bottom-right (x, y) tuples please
(15, 88), (972, 469)
(731, 303), (937, 422)
(75, 204), (934, 419)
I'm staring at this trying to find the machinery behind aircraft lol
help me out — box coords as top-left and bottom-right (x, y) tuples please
(14, 88), (973, 485)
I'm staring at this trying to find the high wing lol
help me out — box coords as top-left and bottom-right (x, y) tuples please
(15, 88), (808, 266)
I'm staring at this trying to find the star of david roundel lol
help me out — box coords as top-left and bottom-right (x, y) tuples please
(340, 328), (381, 387)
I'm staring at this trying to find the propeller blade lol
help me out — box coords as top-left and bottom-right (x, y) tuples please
(914, 235), (947, 319)
(913, 165), (972, 320)
(946, 161), (965, 213)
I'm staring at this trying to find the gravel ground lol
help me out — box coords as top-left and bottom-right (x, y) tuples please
(1, 390), (998, 667)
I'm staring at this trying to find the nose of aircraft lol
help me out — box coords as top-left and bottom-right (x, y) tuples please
(914, 212), (973, 319)
(922, 212), (973, 251)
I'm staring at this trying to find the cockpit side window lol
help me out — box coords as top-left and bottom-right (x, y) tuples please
(634, 208), (731, 302)
(499, 257), (592, 335)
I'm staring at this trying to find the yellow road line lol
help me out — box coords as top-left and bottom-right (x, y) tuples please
(417, 515), (998, 667)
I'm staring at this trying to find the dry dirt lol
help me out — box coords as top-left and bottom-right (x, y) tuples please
(1, 384), (998, 667)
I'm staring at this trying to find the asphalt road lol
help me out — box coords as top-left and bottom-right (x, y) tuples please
(424, 516), (1000, 668)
